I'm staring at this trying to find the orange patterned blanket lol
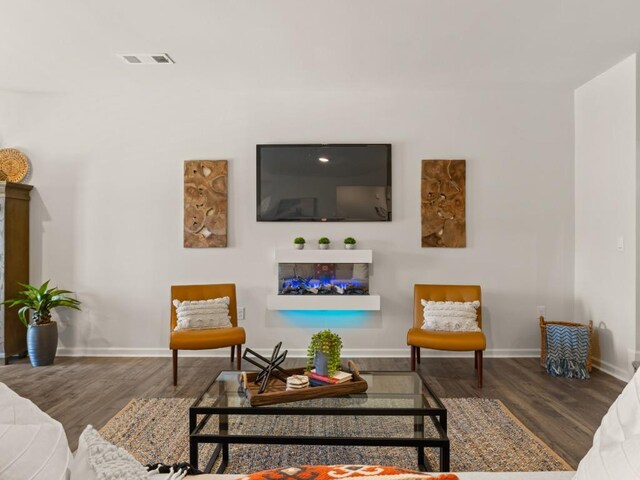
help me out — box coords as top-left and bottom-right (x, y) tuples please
(240, 465), (458, 480)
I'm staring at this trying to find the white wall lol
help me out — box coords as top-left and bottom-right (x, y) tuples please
(633, 54), (640, 360)
(575, 54), (637, 380)
(637, 54), (640, 362)
(0, 86), (575, 358)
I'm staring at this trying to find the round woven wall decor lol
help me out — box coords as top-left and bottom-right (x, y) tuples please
(0, 148), (30, 183)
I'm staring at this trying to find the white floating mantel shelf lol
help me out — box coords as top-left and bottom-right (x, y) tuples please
(267, 294), (381, 311)
(275, 248), (373, 263)
(268, 248), (379, 311)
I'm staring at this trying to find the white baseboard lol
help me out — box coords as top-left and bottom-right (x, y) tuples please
(57, 346), (634, 381)
(592, 356), (633, 382)
(57, 347), (539, 358)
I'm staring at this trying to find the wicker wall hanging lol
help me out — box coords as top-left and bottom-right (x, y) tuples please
(0, 148), (30, 183)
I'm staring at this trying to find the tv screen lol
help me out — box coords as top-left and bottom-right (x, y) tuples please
(257, 144), (392, 222)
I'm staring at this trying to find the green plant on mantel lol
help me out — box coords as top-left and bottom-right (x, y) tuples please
(294, 237), (306, 245)
(344, 237), (356, 245)
(318, 237), (330, 245)
(1, 280), (81, 327)
(306, 329), (343, 376)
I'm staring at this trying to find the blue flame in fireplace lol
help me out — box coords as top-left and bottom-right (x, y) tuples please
(280, 276), (368, 295)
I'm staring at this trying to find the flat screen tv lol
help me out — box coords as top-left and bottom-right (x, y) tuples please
(257, 144), (391, 222)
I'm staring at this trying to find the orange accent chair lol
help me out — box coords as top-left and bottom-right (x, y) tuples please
(407, 284), (486, 387)
(170, 284), (246, 385)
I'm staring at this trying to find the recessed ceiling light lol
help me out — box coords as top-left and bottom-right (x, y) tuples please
(318, 157), (330, 163)
(118, 53), (175, 64)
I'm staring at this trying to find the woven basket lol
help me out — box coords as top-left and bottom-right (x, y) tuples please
(539, 316), (593, 372)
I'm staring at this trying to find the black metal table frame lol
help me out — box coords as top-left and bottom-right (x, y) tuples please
(189, 370), (449, 474)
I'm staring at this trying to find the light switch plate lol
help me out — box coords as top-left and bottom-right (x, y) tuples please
(237, 307), (245, 321)
(537, 305), (546, 317)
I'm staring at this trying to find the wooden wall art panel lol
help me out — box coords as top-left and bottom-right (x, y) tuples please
(184, 160), (228, 248)
(421, 159), (466, 248)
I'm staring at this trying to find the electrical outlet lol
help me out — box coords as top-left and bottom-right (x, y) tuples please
(237, 307), (245, 321)
(537, 305), (546, 317)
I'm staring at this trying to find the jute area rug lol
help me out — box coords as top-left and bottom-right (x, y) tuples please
(99, 397), (572, 474)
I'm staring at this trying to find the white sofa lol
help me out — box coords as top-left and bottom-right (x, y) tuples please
(2, 366), (639, 480)
(0, 383), (218, 480)
(0, 382), (72, 479)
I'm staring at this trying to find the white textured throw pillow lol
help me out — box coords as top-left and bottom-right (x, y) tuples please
(421, 300), (481, 332)
(72, 425), (150, 480)
(172, 297), (232, 331)
(573, 367), (640, 480)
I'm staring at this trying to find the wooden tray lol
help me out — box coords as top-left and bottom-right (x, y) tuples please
(242, 367), (368, 406)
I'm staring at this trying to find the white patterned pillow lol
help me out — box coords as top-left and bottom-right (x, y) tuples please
(172, 297), (231, 331)
(421, 300), (481, 332)
(71, 425), (150, 480)
(71, 426), (190, 480)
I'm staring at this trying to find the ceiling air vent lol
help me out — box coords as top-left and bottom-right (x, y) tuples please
(118, 53), (175, 65)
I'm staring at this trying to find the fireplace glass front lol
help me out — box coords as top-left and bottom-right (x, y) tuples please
(278, 263), (369, 295)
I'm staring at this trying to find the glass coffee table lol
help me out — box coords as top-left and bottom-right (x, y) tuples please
(189, 370), (449, 474)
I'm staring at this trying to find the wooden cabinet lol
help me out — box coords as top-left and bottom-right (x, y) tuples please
(0, 182), (32, 364)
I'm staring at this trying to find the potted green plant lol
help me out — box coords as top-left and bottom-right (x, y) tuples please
(306, 329), (342, 377)
(344, 237), (356, 250)
(2, 281), (81, 367)
(293, 237), (306, 250)
(318, 237), (331, 250)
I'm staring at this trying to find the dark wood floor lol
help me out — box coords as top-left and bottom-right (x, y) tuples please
(0, 355), (625, 468)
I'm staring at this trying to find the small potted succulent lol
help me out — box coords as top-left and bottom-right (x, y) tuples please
(2, 281), (81, 367)
(344, 237), (356, 250)
(318, 237), (331, 250)
(293, 237), (306, 250)
(306, 329), (342, 377)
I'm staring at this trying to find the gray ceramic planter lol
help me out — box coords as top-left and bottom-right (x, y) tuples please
(27, 322), (58, 366)
(314, 351), (329, 376)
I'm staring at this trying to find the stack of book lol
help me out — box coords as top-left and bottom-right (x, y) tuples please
(308, 370), (353, 387)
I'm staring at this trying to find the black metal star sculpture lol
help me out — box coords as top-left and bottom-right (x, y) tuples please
(242, 342), (293, 393)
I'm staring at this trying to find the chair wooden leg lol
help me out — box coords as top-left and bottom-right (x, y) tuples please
(416, 347), (421, 364)
(230, 345), (235, 363)
(172, 350), (178, 386)
(410, 346), (416, 371)
(474, 350), (478, 370)
(476, 350), (483, 388)
(236, 345), (242, 370)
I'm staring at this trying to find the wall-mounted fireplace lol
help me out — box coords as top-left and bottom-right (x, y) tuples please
(267, 249), (380, 310)
(279, 263), (369, 296)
